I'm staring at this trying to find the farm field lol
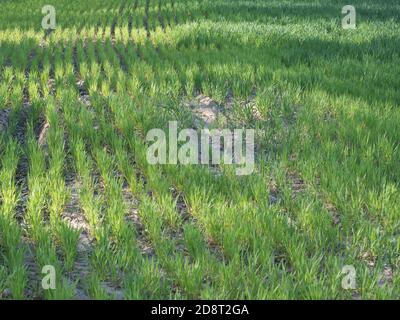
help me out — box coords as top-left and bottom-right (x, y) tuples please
(0, 0), (399, 300)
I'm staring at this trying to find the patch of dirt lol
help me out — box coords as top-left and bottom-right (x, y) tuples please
(72, 42), (92, 108)
(190, 95), (220, 128)
(71, 249), (91, 300)
(38, 121), (50, 147)
(1, 288), (12, 299)
(352, 291), (362, 300)
(315, 177), (342, 228)
(14, 103), (31, 145)
(23, 243), (39, 298)
(251, 104), (263, 121)
(123, 182), (155, 257)
(62, 174), (92, 300)
(268, 179), (279, 205)
(76, 80), (91, 107)
(170, 187), (191, 224)
(102, 281), (124, 300)
(324, 201), (342, 228)
(39, 39), (48, 48)
(378, 265), (393, 287)
(361, 250), (376, 268)
(0, 108), (11, 134)
(186, 95), (236, 176)
(47, 78), (56, 96)
(224, 89), (234, 109)
(287, 171), (307, 198)
(62, 177), (91, 240)
(14, 103), (31, 222)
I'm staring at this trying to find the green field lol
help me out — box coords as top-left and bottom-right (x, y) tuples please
(0, 0), (399, 300)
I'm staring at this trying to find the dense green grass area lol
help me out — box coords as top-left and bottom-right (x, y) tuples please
(0, 0), (399, 299)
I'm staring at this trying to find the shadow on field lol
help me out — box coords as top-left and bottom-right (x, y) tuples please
(202, 0), (400, 23)
(1, 26), (400, 114)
